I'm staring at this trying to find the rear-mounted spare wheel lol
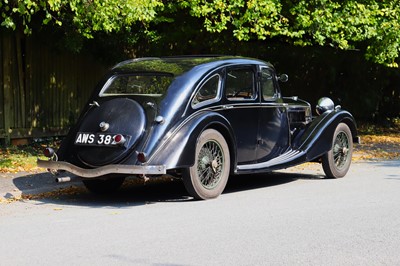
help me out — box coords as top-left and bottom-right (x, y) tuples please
(74, 98), (146, 166)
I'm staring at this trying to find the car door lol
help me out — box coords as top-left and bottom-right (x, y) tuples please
(221, 66), (260, 164)
(256, 67), (290, 162)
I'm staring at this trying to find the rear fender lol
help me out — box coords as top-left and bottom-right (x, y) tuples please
(148, 112), (236, 170)
(296, 110), (358, 161)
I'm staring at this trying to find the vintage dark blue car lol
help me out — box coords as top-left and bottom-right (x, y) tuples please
(38, 56), (359, 199)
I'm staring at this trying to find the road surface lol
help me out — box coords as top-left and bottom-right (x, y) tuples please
(1, 160), (399, 265)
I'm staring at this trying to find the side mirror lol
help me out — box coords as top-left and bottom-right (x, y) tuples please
(278, 74), (288, 82)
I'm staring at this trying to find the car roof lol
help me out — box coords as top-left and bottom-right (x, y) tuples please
(111, 56), (273, 76)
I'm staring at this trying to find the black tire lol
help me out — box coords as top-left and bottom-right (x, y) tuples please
(82, 176), (125, 194)
(322, 123), (353, 178)
(183, 129), (230, 200)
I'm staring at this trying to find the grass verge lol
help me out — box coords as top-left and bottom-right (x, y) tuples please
(0, 139), (59, 173)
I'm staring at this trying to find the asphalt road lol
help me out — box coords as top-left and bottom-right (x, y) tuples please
(1, 160), (399, 266)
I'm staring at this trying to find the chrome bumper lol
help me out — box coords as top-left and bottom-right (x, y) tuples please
(37, 159), (166, 178)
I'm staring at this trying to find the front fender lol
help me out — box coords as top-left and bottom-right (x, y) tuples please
(295, 109), (358, 161)
(148, 111), (236, 170)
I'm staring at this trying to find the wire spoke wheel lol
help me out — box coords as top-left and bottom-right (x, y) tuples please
(197, 140), (224, 189)
(183, 129), (230, 200)
(333, 132), (350, 169)
(322, 123), (353, 178)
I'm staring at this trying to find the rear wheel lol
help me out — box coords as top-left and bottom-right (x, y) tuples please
(82, 176), (125, 194)
(322, 123), (353, 178)
(183, 129), (230, 200)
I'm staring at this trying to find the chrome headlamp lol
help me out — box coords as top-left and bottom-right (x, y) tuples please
(316, 97), (334, 115)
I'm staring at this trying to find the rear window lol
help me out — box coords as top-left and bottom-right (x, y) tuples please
(99, 74), (174, 97)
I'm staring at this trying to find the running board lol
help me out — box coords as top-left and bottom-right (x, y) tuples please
(237, 149), (306, 171)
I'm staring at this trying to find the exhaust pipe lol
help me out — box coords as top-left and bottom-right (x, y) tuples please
(56, 176), (78, 183)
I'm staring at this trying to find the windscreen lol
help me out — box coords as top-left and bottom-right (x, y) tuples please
(100, 73), (174, 97)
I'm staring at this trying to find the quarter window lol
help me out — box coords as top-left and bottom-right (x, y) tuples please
(225, 68), (256, 100)
(192, 74), (220, 107)
(261, 68), (276, 100)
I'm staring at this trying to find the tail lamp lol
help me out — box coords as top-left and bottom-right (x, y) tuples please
(43, 147), (55, 158)
(137, 152), (147, 163)
(113, 134), (126, 145)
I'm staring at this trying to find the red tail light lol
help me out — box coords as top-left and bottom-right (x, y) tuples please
(137, 152), (147, 163)
(43, 147), (55, 158)
(113, 134), (126, 145)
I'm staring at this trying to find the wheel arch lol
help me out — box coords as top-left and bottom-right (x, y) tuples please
(148, 111), (236, 171)
(340, 116), (359, 144)
(299, 110), (358, 161)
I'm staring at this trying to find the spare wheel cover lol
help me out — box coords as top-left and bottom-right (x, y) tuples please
(75, 98), (146, 166)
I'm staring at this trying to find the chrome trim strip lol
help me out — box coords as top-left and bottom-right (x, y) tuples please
(37, 159), (166, 178)
(237, 149), (304, 171)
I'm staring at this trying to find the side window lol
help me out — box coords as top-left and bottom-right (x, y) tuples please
(225, 68), (255, 100)
(261, 68), (276, 100)
(192, 74), (220, 107)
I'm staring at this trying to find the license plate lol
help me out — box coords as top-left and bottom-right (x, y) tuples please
(74, 132), (130, 146)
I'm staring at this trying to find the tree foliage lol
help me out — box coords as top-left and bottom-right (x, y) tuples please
(182, 0), (400, 67)
(1, 0), (399, 67)
(0, 0), (163, 37)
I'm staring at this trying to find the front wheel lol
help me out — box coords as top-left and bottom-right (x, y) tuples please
(82, 176), (125, 194)
(183, 129), (230, 200)
(322, 123), (353, 178)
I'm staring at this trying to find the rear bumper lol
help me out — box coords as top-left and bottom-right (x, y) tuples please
(37, 159), (166, 178)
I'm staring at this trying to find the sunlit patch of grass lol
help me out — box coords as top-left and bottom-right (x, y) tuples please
(0, 139), (61, 173)
(353, 119), (400, 160)
(0, 148), (40, 173)
(354, 134), (400, 160)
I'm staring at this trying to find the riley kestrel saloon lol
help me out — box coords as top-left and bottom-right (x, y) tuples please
(38, 56), (359, 199)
